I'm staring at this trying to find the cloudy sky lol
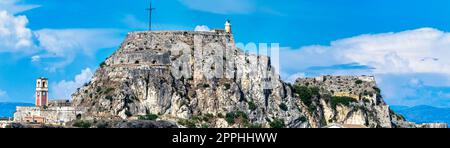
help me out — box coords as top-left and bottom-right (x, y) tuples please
(1, 0), (450, 108)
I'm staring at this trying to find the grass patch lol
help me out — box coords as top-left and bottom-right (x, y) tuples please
(138, 114), (158, 121)
(178, 119), (196, 128)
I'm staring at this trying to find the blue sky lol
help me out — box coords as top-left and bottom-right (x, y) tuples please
(1, 0), (450, 108)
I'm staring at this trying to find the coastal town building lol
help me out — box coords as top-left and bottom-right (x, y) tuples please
(14, 77), (84, 125)
(0, 117), (13, 128)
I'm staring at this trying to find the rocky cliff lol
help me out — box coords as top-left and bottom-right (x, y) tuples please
(293, 76), (415, 128)
(71, 31), (413, 128)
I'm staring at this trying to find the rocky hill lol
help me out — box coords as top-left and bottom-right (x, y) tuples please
(71, 30), (414, 128)
(294, 76), (414, 128)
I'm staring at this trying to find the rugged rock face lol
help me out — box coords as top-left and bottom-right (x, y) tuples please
(294, 76), (413, 128)
(72, 31), (305, 128)
(72, 31), (411, 128)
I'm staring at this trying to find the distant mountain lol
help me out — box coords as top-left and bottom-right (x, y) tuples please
(391, 105), (450, 124)
(0, 102), (34, 117)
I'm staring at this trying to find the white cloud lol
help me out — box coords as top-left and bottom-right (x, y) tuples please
(31, 55), (40, 62)
(34, 29), (122, 71)
(279, 27), (450, 107)
(0, 10), (34, 53)
(0, 0), (122, 71)
(281, 28), (450, 77)
(35, 29), (121, 57)
(0, 0), (40, 14)
(285, 72), (306, 84)
(194, 25), (210, 32)
(51, 68), (94, 100)
(179, 0), (256, 14)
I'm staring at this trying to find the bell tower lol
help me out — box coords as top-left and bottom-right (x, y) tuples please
(36, 77), (49, 107)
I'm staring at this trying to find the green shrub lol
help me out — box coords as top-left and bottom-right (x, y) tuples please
(390, 109), (406, 121)
(248, 101), (257, 111)
(269, 118), (285, 128)
(125, 110), (133, 117)
(202, 84), (210, 88)
(96, 87), (102, 93)
(217, 113), (224, 118)
(310, 87), (320, 97)
(331, 96), (357, 109)
(73, 120), (92, 128)
(191, 115), (202, 121)
(99, 62), (106, 68)
(294, 85), (312, 106)
(226, 111), (249, 126)
(308, 105), (317, 113)
(201, 124), (210, 128)
(355, 80), (363, 85)
(138, 114), (158, 121)
(203, 113), (215, 122)
(226, 112), (236, 124)
(105, 95), (113, 101)
(373, 86), (381, 94)
(279, 103), (288, 111)
(103, 87), (115, 94)
(224, 83), (231, 90)
(296, 116), (307, 122)
(247, 123), (262, 128)
(178, 119), (196, 128)
(293, 85), (321, 113)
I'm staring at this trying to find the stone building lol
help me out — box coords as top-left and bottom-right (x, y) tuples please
(14, 77), (84, 125)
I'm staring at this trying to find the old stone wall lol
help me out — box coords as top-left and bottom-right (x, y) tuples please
(14, 106), (84, 125)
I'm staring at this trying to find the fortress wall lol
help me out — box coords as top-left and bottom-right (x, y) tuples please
(14, 106), (83, 125)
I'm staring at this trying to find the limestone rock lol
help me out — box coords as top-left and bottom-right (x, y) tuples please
(72, 31), (305, 128)
(71, 31), (412, 128)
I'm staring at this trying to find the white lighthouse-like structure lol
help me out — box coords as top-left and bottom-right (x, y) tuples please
(225, 19), (232, 34)
(36, 77), (49, 107)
